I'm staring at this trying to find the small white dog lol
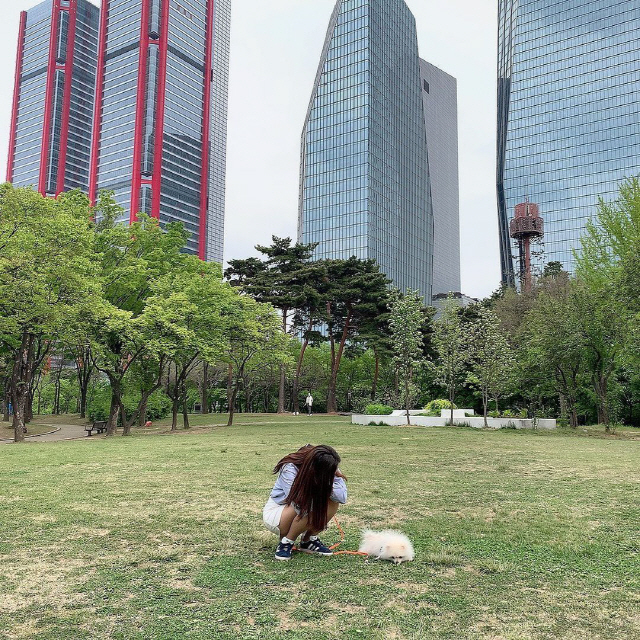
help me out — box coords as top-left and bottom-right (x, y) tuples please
(359, 529), (415, 565)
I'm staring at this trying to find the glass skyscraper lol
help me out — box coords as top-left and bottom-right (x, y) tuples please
(7, 0), (99, 196)
(298, 0), (434, 301)
(497, 0), (640, 285)
(89, 0), (230, 261)
(419, 59), (461, 296)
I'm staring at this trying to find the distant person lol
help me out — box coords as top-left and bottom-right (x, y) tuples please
(305, 393), (313, 416)
(263, 444), (347, 561)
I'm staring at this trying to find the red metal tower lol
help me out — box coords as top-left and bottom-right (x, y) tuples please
(510, 200), (544, 292)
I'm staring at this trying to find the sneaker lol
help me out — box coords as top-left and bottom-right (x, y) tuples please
(299, 537), (333, 556)
(275, 541), (294, 561)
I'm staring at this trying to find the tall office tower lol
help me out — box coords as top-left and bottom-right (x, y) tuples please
(497, 0), (640, 285)
(419, 59), (461, 296)
(89, 0), (230, 260)
(298, 0), (434, 301)
(7, 0), (99, 195)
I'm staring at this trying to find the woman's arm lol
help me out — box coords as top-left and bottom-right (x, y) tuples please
(330, 475), (347, 504)
(270, 463), (298, 505)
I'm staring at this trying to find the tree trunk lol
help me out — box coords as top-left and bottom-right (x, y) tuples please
(227, 382), (239, 426)
(483, 390), (488, 428)
(293, 319), (312, 414)
(277, 311), (288, 413)
(226, 364), (233, 412)
(171, 396), (179, 431)
(405, 377), (411, 426)
(79, 385), (88, 419)
(25, 389), (33, 423)
(106, 383), (121, 436)
(371, 350), (380, 400)
(182, 390), (190, 429)
(595, 373), (609, 428)
(77, 347), (93, 420)
(138, 396), (148, 427)
(11, 332), (36, 442)
(449, 385), (455, 426)
(326, 313), (351, 414)
(201, 362), (209, 414)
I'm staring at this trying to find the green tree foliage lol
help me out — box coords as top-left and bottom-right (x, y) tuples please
(389, 290), (425, 425)
(0, 186), (97, 441)
(467, 308), (516, 426)
(223, 296), (289, 426)
(323, 258), (390, 413)
(225, 236), (318, 413)
(433, 297), (469, 425)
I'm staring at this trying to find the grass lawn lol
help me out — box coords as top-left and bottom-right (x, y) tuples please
(0, 416), (638, 639)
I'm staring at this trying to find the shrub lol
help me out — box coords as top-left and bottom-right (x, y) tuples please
(364, 404), (394, 415)
(424, 399), (457, 417)
(88, 389), (172, 424)
(502, 409), (516, 418)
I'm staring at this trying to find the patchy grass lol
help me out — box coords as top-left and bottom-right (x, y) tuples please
(0, 416), (638, 639)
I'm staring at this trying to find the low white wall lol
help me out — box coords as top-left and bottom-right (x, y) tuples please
(440, 409), (475, 419)
(352, 414), (556, 430)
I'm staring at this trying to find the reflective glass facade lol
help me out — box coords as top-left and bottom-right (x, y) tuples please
(497, 0), (640, 285)
(298, 0), (434, 301)
(91, 0), (230, 260)
(7, 0), (99, 195)
(419, 59), (461, 296)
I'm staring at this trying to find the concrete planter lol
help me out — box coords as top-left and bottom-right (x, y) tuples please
(352, 414), (556, 430)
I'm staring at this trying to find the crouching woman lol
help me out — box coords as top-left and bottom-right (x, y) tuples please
(263, 444), (347, 561)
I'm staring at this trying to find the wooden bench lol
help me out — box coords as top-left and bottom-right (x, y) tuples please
(85, 421), (107, 436)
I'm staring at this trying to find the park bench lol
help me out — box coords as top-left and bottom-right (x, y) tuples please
(85, 421), (107, 436)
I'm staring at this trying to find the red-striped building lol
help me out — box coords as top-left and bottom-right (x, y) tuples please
(7, 0), (230, 263)
(89, 0), (230, 260)
(6, 0), (99, 196)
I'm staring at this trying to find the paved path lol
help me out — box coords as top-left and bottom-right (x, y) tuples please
(1, 422), (88, 444)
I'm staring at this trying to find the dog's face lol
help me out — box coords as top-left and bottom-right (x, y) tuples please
(384, 542), (410, 565)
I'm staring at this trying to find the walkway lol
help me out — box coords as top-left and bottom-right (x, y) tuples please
(1, 421), (89, 444)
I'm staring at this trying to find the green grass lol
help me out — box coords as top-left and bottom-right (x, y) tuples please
(1, 416), (638, 639)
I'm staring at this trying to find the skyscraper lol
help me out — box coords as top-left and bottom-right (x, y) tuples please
(497, 0), (640, 285)
(419, 59), (461, 296)
(89, 0), (230, 261)
(298, 0), (435, 301)
(7, 0), (99, 196)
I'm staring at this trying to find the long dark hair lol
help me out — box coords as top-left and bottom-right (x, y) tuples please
(274, 444), (343, 532)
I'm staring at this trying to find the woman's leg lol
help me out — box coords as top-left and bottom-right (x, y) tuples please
(281, 501), (340, 542)
(277, 505), (299, 539)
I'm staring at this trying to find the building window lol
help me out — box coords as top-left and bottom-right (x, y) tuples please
(423, 80), (429, 93)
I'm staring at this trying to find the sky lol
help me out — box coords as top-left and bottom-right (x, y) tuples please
(0, 0), (500, 299)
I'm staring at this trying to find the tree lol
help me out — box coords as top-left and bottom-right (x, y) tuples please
(467, 308), (516, 426)
(225, 236), (318, 413)
(224, 297), (288, 426)
(0, 186), (97, 442)
(90, 197), (190, 436)
(432, 297), (469, 426)
(388, 290), (425, 425)
(323, 258), (391, 413)
(521, 277), (585, 428)
(145, 258), (233, 430)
